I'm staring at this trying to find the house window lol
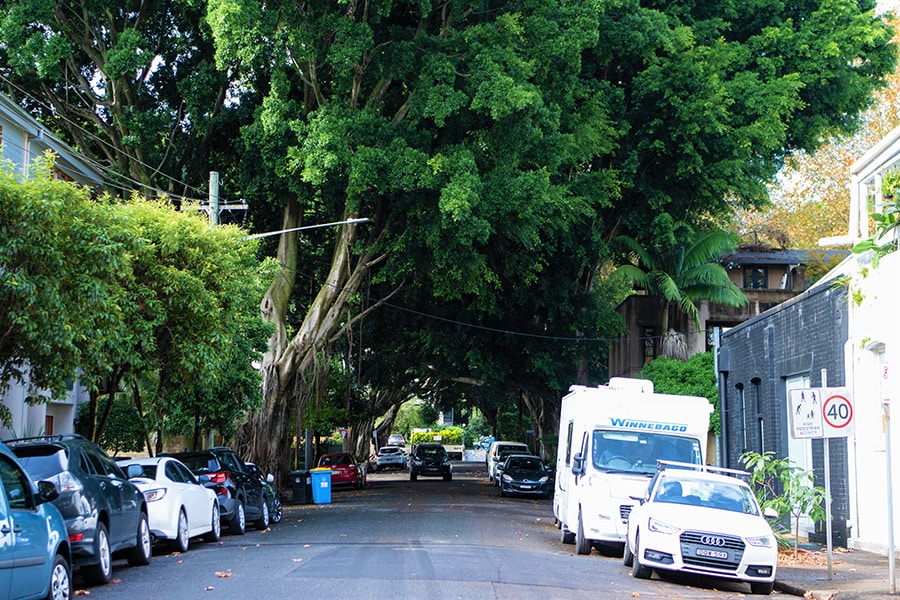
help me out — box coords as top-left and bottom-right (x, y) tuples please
(743, 267), (767, 289)
(45, 415), (54, 436)
(735, 383), (747, 452)
(751, 377), (763, 453)
(643, 327), (656, 364)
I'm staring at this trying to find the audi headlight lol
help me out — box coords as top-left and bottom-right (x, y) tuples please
(539, 476), (549, 483)
(648, 517), (680, 535)
(502, 474), (512, 483)
(747, 535), (774, 547)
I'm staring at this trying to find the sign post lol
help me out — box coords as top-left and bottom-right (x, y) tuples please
(788, 374), (853, 581)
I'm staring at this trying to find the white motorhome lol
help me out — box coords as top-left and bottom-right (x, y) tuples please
(553, 377), (712, 555)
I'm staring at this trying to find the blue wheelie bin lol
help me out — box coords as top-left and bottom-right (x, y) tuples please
(310, 468), (333, 504)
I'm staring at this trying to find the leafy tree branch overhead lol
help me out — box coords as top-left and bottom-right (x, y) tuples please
(1, 0), (895, 474)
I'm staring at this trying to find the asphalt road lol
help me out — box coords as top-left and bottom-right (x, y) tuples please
(76, 461), (768, 599)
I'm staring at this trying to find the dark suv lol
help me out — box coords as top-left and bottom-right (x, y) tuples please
(161, 447), (268, 534)
(409, 443), (452, 481)
(7, 434), (152, 585)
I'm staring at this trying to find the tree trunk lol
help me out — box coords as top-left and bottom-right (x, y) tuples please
(235, 201), (374, 479)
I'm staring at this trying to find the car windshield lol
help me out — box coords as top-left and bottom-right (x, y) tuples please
(176, 454), (219, 473)
(11, 446), (67, 479)
(591, 431), (701, 475)
(130, 464), (158, 479)
(416, 446), (445, 458)
(379, 448), (399, 455)
(654, 477), (760, 515)
(506, 457), (543, 471)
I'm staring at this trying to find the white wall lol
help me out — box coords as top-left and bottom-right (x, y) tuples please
(846, 250), (900, 555)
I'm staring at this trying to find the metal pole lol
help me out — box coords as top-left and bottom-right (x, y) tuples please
(822, 368), (833, 580)
(886, 398), (896, 594)
(209, 171), (219, 227)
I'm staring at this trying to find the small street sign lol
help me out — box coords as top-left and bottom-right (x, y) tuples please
(789, 387), (853, 439)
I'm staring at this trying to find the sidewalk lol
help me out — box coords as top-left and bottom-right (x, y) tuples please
(775, 547), (897, 599)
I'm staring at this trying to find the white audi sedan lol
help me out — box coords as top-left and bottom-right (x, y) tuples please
(624, 462), (778, 595)
(121, 456), (221, 552)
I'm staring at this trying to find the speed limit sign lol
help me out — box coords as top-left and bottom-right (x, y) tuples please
(822, 391), (854, 438)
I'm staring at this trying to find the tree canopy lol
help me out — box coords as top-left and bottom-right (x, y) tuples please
(2, 0), (895, 472)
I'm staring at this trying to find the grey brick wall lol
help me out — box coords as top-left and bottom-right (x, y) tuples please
(719, 281), (849, 546)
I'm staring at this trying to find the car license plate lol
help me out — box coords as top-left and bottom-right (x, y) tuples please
(696, 548), (729, 560)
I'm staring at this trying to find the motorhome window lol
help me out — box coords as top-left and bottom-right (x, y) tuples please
(565, 421), (574, 466)
(591, 431), (701, 475)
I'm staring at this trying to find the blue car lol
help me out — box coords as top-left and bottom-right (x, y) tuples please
(0, 440), (72, 600)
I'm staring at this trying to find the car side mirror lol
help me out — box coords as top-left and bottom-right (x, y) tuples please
(763, 507), (778, 519)
(572, 453), (586, 476)
(126, 464), (143, 479)
(35, 480), (60, 504)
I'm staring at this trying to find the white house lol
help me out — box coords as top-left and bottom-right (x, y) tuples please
(0, 93), (104, 440)
(821, 125), (900, 557)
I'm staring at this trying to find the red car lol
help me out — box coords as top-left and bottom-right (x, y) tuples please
(316, 453), (365, 488)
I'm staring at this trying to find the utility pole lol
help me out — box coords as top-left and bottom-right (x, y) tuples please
(209, 171), (219, 227)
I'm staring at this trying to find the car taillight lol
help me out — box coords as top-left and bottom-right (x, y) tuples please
(69, 533), (84, 543)
(207, 471), (230, 484)
(53, 471), (82, 493)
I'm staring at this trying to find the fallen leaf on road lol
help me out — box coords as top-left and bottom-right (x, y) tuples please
(293, 558), (303, 562)
(109, 579), (122, 585)
(205, 587), (215, 591)
(215, 571), (233, 578)
(303, 544), (311, 548)
(74, 591), (90, 596)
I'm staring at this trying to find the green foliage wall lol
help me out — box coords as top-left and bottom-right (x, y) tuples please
(641, 351), (719, 435)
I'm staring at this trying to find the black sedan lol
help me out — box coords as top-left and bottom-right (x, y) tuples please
(498, 454), (551, 498)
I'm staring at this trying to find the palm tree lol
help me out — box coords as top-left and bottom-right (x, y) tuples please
(612, 222), (747, 357)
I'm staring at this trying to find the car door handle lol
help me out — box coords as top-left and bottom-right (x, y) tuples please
(0, 524), (10, 535)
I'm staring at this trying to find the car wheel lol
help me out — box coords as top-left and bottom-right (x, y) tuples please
(410, 471), (417, 481)
(631, 532), (653, 579)
(230, 500), (246, 535)
(750, 581), (774, 595)
(45, 553), (72, 600)
(172, 508), (190, 553)
(575, 508), (591, 555)
(500, 485), (506, 497)
(205, 504), (222, 542)
(127, 512), (152, 566)
(623, 536), (634, 567)
(271, 497), (283, 524)
(443, 472), (452, 482)
(255, 498), (269, 530)
(560, 524), (575, 545)
(81, 523), (112, 585)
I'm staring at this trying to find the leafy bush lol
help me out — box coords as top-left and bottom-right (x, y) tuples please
(742, 450), (827, 556)
(76, 398), (145, 456)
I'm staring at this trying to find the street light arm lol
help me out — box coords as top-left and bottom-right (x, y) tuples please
(246, 218), (371, 239)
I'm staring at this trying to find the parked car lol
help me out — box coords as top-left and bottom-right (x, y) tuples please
(161, 447), (268, 534)
(316, 453), (365, 488)
(409, 443), (452, 481)
(387, 434), (406, 447)
(486, 441), (530, 482)
(120, 456), (221, 552)
(374, 446), (407, 471)
(498, 454), (551, 498)
(245, 462), (282, 524)
(0, 439), (72, 600)
(7, 434), (152, 586)
(624, 462), (778, 595)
